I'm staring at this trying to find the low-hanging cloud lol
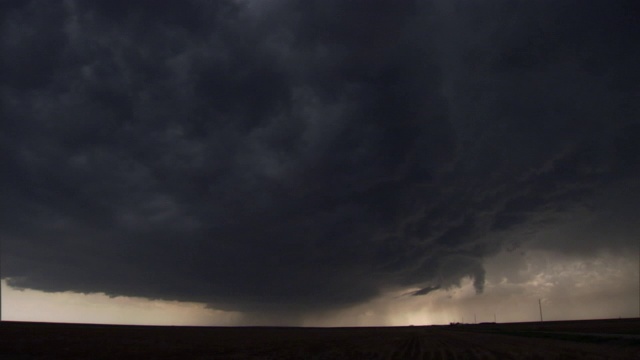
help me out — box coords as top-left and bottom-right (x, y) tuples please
(1, 0), (638, 318)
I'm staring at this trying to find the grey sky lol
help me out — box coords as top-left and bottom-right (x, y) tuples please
(1, 0), (639, 323)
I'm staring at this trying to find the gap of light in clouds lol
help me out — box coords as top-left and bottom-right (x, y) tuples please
(1, 280), (241, 326)
(4, 248), (636, 326)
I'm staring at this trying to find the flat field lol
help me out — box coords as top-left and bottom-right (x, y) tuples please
(1, 318), (639, 359)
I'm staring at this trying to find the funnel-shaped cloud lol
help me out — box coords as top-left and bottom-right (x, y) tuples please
(1, 0), (638, 318)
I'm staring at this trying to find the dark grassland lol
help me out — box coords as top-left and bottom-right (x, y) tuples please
(1, 318), (639, 359)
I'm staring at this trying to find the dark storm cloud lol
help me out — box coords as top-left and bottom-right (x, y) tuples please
(1, 0), (639, 316)
(410, 285), (440, 297)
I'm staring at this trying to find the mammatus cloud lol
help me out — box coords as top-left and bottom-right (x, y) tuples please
(1, 0), (638, 319)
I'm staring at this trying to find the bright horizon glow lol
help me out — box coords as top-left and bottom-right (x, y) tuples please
(1, 280), (241, 326)
(2, 250), (636, 326)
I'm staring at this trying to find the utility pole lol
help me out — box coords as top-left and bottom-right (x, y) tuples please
(538, 299), (543, 322)
(474, 313), (477, 324)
